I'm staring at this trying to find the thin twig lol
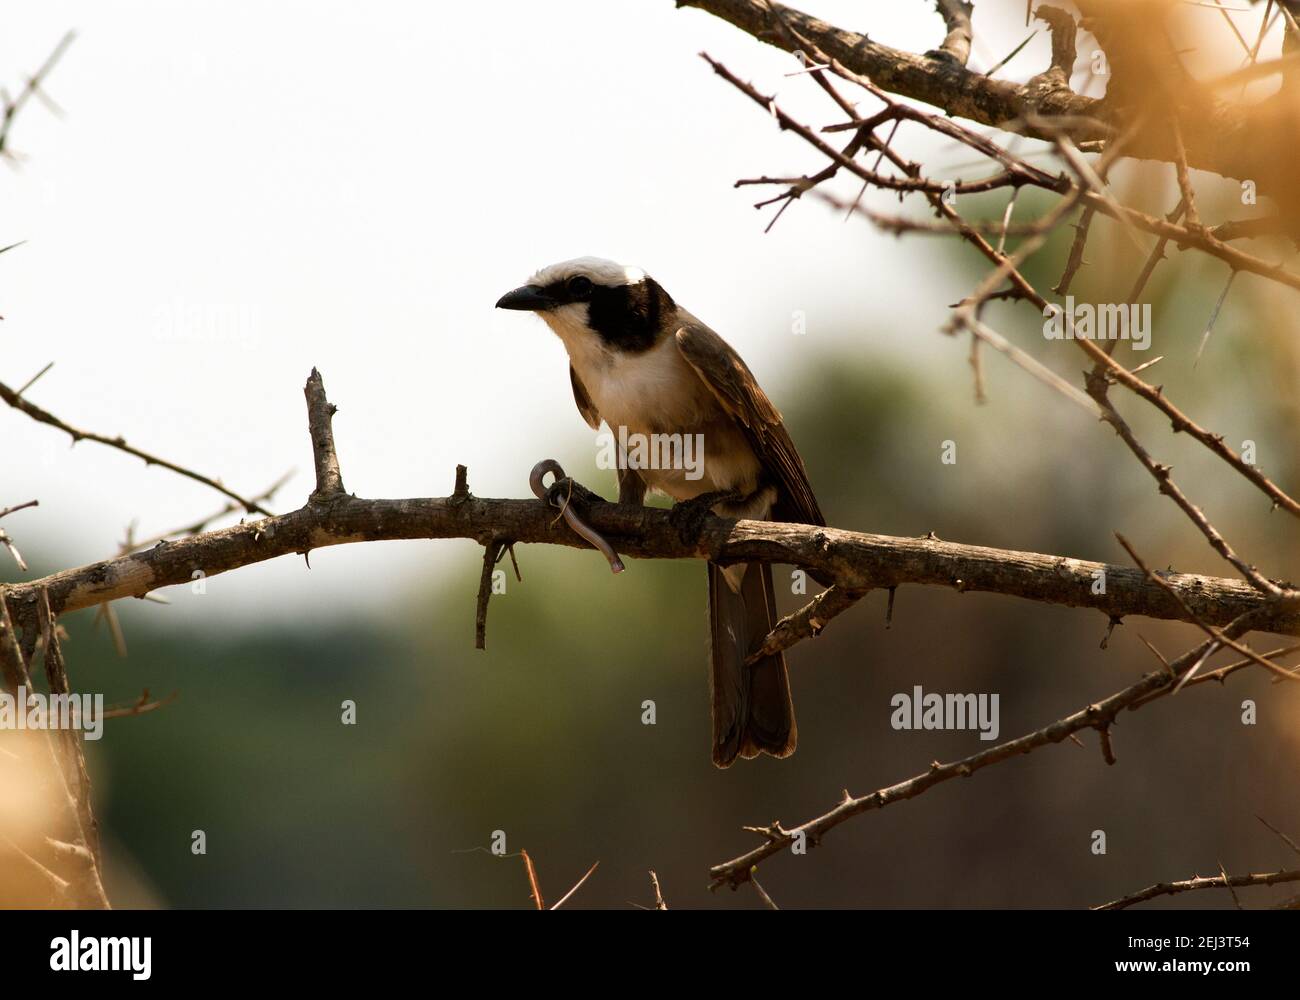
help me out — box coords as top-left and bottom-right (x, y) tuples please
(0, 379), (274, 516)
(649, 870), (668, 910)
(304, 368), (346, 500)
(549, 861), (600, 910)
(710, 608), (1271, 889)
(1094, 868), (1300, 910)
(521, 849), (544, 910)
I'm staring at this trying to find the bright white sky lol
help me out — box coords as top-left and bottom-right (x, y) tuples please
(0, 1), (1271, 625)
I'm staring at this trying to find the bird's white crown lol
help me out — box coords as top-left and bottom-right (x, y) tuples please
(528, 256), (647, 288)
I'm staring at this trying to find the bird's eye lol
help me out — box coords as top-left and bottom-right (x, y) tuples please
(567, 275), (594, 298)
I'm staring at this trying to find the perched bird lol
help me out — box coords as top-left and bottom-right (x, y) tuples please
(497, 257), (824, 767)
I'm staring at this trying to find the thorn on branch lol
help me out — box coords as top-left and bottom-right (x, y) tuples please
(102, 688), (179, 719)
(92, 601), (127, 658)
(0, 32), (75, 160)
(1210, 215), (1290, 243)
(1193, 269), (1238, 368)
(1137, 634), (1174, 675)
(750, 873), (780, 910)
(14, 362), (53, 398)
(1256, 815), (1300, 859)
(0, 529), (29, 573)
(968, 330), (987, 404)
(741, 820), (791, 844)
(0, 499), (38, 572)
(1100, 614), (1122, 649)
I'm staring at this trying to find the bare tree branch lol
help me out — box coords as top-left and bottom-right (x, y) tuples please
(710, 606), (1276, 890)
(0, 499), (37, 572)
(678, 0), (1100, 143)
(304, 368), (346, 500)
(0, 32), (75, 160)
(5, 474), (1298, 636)
(0, 378), (275, 516)
(746, 584), (867, 666)
(1094, 867), (1300, 910)
(678, 0), (1300, 207)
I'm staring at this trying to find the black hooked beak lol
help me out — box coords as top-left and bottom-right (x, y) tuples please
(495, 284), (556, 312)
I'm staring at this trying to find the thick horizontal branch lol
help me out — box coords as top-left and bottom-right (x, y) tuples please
(4, 491), (1298, 635)
(678, 0), (1300, 197)
(678, 0), (1101, 142)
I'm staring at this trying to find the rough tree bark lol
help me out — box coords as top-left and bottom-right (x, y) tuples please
(3, 485), (1297, 636)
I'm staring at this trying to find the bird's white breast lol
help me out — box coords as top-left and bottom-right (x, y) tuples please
(544, 304), (707, 432)
(541, 304), (764, 503)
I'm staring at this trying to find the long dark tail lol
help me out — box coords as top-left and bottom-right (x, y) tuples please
(708, 561), (797, 767)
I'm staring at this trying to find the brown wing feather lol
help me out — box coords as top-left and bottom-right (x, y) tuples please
(675, 321), (824, 527)
(569, 365), (601, 430)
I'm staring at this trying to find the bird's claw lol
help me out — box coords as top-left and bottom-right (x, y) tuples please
(668, 489), (742, 545)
